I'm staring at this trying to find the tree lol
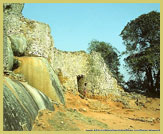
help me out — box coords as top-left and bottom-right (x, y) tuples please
(87, 40), (124, 85)
(120, 11), (160, 95)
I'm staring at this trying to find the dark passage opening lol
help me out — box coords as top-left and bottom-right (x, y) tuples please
(5, 5), (12, 10)
(77, 75), (84, 94)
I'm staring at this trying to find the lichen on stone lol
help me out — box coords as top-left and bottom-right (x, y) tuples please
(3, 3), (125, 131)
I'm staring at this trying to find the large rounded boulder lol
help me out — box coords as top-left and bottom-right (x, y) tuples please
(14, 57), (65, 105)
(9, 34), (27, 56)
(3, 77), (54, 131)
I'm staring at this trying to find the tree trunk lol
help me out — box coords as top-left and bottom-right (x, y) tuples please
(145, 67), (154, 94)
(155, 70), (160, 91)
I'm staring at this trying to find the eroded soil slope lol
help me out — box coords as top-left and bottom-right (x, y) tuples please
(32, 92), (160, 131)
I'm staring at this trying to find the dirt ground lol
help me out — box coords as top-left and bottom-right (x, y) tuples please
(32, 92), (160, 131)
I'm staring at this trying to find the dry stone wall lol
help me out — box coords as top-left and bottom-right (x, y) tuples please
(52, 49), (89, 93)
(4, 3), (123, 100)
(52, 49), (123, 97)
(86, 51), (122, 97)
(3, 3), (55, 71)
(3, 4), (63, 130)
(20, 17), (55, 60)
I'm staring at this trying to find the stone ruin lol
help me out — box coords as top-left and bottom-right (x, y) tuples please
(3, 3), (123, 131)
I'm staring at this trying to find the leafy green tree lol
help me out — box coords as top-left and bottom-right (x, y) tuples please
(120, 11), (160, 95)
(87, 40), (124, 85)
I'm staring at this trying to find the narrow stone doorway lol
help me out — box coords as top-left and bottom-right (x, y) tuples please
(77, 75), (86, 95)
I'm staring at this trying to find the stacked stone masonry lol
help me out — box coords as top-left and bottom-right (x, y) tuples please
(52, 49), (122, 97)
(4, 3), (123, 100)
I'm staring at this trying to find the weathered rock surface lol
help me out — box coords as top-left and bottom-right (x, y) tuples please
(3, 3), (55, 70)
(3, 77), (54, 131)
(21, 18), (55, 61)
(3, 3), (64, 131)
(53, 50), (89, 93)
(14, 57), (65, 104)
(85, 51), (122, 97)
(3, 3), (125, 131)
(53, 49), (123, 97)
(9, 34), (27, 56)
(3, 3), (24, 71)
(4, 3), (123, 99)
(3, 37), (14, 70)
(3, 3), (24, 15)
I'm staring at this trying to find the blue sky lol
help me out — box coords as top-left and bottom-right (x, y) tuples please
(22, 3), (160, 81)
